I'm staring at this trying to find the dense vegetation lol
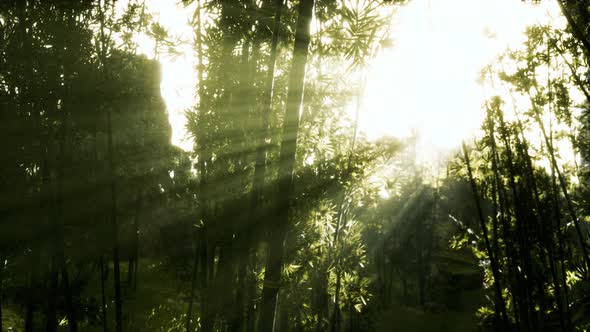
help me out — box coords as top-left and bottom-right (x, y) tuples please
(0, 0), (590, 331)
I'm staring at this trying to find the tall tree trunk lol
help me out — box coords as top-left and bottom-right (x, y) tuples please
(277, 301), (289, 332)
(246, 1), (284, 329)
(187, 0), (213, 330)
(425, 187), (437, 302)
(530, 97), (590, 272)
(551, 162), (572, 331)
(416, 217), (426, 309)
(462, 142), (510, 330)
(186, 237), (199, 332)
(517, 78), (568, 328)
(92, 88), (108, 332)
(46, 259), (58, 332)
(245, 259), (258, 332)
(488, 107), (522, 327)
(513, 119), (552, 322)
(496, 109), (536, 331)
(230, 21), (255, 331)
(259, 0), (315, 330)
(129, 187), (141, 290)
(200, 231), (212, 332)
(330, 271), (342, 332)
(24, 267), (35, 332)
(18, 2), (41, 331)
(556, 0), (590, 58)
(107, 105), (123, 332)
(0, 253), (4, 332)
(55, 10), (78, 330)
(100, 257), (109, 332)
(60, 263), (78, 332)
(251, 0), (284, 223)
(213, 0), (243, 323)
(97, 1), (123, 330)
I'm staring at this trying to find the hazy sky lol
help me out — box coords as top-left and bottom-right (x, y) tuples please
(358, 0), (561, 163)
(136, 0), (562, 163)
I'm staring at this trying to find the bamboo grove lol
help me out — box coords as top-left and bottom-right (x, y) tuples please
(1, 0), (590, 331)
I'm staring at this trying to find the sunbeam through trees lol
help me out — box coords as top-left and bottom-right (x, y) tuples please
(1, 0), (590, 331)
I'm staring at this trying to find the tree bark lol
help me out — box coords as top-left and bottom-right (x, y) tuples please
(488, 106), (522, 327)
(97, 1), (123, 330)
(0, 253), (4, 332)
(245, 1), (284, 329)
(250, 0), (284, 221)
(100, 257), (109, 332)
(496, 109), (536, 331)
(55, 9), (78, 330)
(462, 142), (510, 330)
(529, 96), (590, 272)
(107, 105), (123, 332)
(17, 2), (41, 331)
(24, 268), (35, 332)
(186, 237), (199, 332)
(129, 187), (141, 291)
(259, 0), (315, 330)
(416, 215), (426, 309)
(556, 0), (590, 59)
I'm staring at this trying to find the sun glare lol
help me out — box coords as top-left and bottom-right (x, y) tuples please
(358, 0), (562, 164)
(134, 0), (196, 151)
(137, 0), (564, 160)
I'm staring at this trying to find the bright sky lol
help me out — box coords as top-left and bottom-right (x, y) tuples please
(136, 0), (565, 164)
(133, 0), (197, 151)
(359, 0), (563, 163)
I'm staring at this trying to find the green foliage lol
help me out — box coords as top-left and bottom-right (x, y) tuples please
(2, 1), (589, 331)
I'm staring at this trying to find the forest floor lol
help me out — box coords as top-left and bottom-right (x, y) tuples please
(2, 258), (485, 331)
(374, 303), (482, 331)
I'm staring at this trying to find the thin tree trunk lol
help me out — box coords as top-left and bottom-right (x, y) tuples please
(187, 0), (212, 330)
(250, 0), (284, 229)
(551, 162), (572, 331)
(212, 0), (242, 322)
(17, 2), (41, 331)
(0, 253), (4, 332)
(462, 142), (510, 330)
(61, 263), (78, 332)
(496, 109), (536, 331)
(416, 216), (426, 309)
(330, 271), (342, 332)
(24, 267), (35, 332)
(277, 301), (289, 332)
(245, 257), (258, 332)
(233, 254), (247, 332)
(513, 122), (552, 318)
(107, 107), (123, 332)
(100, 257), (109, 332)
(425, 186), (437, 300)
(230, 20), (256, 331)
(387, 254), (394, 305)
(129, 188), (141, 290)
(521, 62), (569, 328)
(348, 300), (353, 332)
(556, 0), (590, 58)
(186, 238), (199, 332)
(46, 259), (58, 332)
(488, 108), (521, 329)
(92, 86), (108, 332)
(259, 0), (315, 330)
(200, 230), (212, 332)
(55, 10), (78, 330)
(97, 1), (123, 330)
(530, 97), (590, 272)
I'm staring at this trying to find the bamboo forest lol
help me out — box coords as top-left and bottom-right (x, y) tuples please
(3, 0), (590, 331)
